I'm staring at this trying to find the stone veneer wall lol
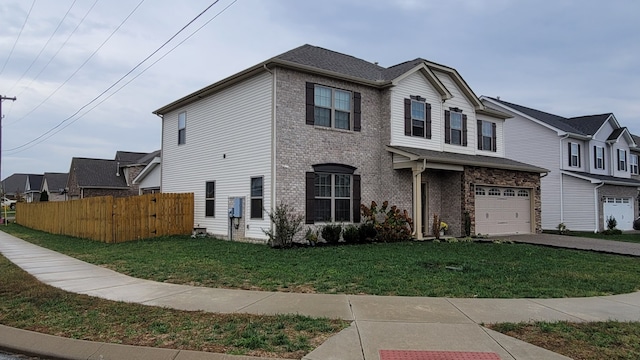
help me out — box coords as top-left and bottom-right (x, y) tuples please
(598, 185), (639, 229)
(274, 68), (412, 228)
(463, 167), (542, 234)
(82, 188), (137, 198)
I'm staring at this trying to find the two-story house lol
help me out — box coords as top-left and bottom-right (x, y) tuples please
(483, 97), (640, 231)
(154, 45), (546, 241)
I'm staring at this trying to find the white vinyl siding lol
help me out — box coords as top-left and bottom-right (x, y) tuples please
(161, 72), (272, 240)
(562, 174), (596, 231)
(390, 71), (442, 150)
(137, 164), (161, 193)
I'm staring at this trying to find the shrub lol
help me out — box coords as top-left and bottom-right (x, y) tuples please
(634, 218), (640, 231)
(263, 203), (304, 248)
(342, 225), (359, 244)
(358, 223), (377, 243)
(361, 201), (413, 242)
(607, 216), (618, 231)
(39, 191), (49, 202)
(304, 228), (319, 246)
(321, 224), (342, 244)
(602, 229), (623, 235)
(556, 223), (568, 235)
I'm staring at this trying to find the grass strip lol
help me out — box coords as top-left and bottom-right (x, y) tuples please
(0, 254), (347, 358)
(3, 224), (640, 298)
(489, 321), (640, 359)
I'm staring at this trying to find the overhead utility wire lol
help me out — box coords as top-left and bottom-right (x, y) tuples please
(5, 0), (231, 154)
(4, 0), (100, 123)
(6, 0), (79, 94)
(0, 0), (37, 76)
(6, 0), (145, 127)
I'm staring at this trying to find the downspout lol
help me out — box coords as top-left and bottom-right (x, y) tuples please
(594, 182), (605, 233)
(264, 64), (276, 236)
(559, 134), (570, 223)
(155, 113), (164, 194)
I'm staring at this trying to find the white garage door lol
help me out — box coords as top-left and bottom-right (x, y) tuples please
(603, 197), (634, 231)
(475, 186), (532, 235)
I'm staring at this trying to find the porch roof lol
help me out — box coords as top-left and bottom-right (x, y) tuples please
(562, 170), (640, 187)
(386, 145), (549, 173)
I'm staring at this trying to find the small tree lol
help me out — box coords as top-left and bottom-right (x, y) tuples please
(263, 203), (304, 248)
(40, 191), (49, 202)
(607, 216), (617, 231)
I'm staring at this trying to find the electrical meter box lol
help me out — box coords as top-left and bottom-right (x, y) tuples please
(229, 198), (243, 218)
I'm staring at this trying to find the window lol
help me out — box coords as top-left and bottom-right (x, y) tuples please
(594, 146), (604, 170)
(306, 83), (360, 130)
(618, 149), (627, 171)
(178, 112), (186, 145)
(250, 177), (263, 219)
(631, 154), (639, 175)
(306, 164), (361, 224)
(475, 187), (486, 196)
(517, 189), (529, 197)
(445, 109), (467, 146)
(569, 142), (580, 167)
(404, 97), (431, 138)
(488, 188), (501, 196)
(477, 120), (496, 151)
(503, 189), (515, 197)
(205, 181), (215, 217)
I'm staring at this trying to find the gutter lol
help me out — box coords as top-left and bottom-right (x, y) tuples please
(559, 134), (570, 223)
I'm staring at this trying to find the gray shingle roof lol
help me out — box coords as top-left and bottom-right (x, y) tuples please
(43, 172), (69, 192)
(26, 174), (44, 193)
(487, 98), (584, 134)
(1, 173), (34, 196)
(607, 127), (626, 141)
(115, 151), (152, 166)
(135, 150), (161, 165)
(632, 134), (640, 147)
(70, 158), (129, 188)
(565, 114), (612, 134)
(388, 146), (548, 173)
(565, 171), (640, 186)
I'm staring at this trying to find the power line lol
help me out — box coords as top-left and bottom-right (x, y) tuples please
(6, 0), (79, 95)
(6, 0), (145, 127)
(4, 0), (101, 123)
(0, 0), (37, 77)
(5, 0), (235, 154)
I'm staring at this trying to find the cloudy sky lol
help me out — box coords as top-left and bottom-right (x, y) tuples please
(0, 0), (639, 179)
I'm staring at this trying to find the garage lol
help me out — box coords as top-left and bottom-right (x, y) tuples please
(603, 197), (634, 231)
(475, 186), (532, 235)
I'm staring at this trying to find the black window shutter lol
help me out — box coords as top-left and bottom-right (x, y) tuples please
(462, 114), (468, 146)
(352, 174), (361, 223)
(577, 144), (581, 167)
(305, 172), (315, 224)
(305, 82), (315, 125)
(594, 146), (597, 168)
(603, 149), (605, 170)
(425, 103), (432, 139)
(404, 99), (411, 136)
(568, 142), (572, 165)
(444, 110), (451, 144)
(353, 92), (361, 132)
(477, 120), (483, 150)
(625, 151), (628, 171)
(491, 122), (497, 152)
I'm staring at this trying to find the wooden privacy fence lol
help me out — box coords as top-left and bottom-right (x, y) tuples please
(15, 193), (194, 243)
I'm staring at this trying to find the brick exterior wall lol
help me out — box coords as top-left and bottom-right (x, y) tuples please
(423, 170), (463, 236)
(82, 188), (137, 198)
(274, 68), (412, 228)
(463, 167), (542, 235)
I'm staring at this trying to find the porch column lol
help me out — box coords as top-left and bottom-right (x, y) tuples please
(412, 160), (426, 240)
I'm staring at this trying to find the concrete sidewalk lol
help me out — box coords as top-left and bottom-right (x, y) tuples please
(1, 232), (640, 360)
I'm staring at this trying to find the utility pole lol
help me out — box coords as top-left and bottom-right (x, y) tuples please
(0, 95), (17, 225)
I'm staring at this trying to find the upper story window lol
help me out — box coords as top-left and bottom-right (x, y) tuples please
(250, 177), (263, 219)
(306, 82), (361, 131)
(631, 154), (638, 175)
(594, 146), (604, 170)
(305, 164), (361, 224)
(178, 112), (186, 145)
(445, 109), (467, 146)
(569, 142), (580, 167)
(618, 149), (627, 171)
(477, 120), (496, 152)
(404, 96), (431, 138)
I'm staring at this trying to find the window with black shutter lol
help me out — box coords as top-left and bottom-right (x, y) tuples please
(445, 109), (466, 146)
(305, 82), (361, 131)
(404, 97), (431, 138)
(305, 164), (360, 224)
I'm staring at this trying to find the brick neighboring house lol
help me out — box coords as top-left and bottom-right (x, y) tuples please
(154, 44), (546, 241)
(41, 172), (69, 201)
(67, 151), (157, 199)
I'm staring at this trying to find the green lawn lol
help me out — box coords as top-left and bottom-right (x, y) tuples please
(3, 224), (640, 298)
(0, 254), (346, 358)
(566, 231), (640, 244)
(489, 321), (640, 359)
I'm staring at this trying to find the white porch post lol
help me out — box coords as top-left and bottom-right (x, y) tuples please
(412, 160), (426, 240)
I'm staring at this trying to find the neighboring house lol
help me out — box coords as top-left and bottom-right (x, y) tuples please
(1, 173), (32, 199)
(483, 97), (640, 232)
(41, 172), (69, 201)
(154, 44), (546, 241)
(132, 151), (161, 194)
(24, 174), (44, 203)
